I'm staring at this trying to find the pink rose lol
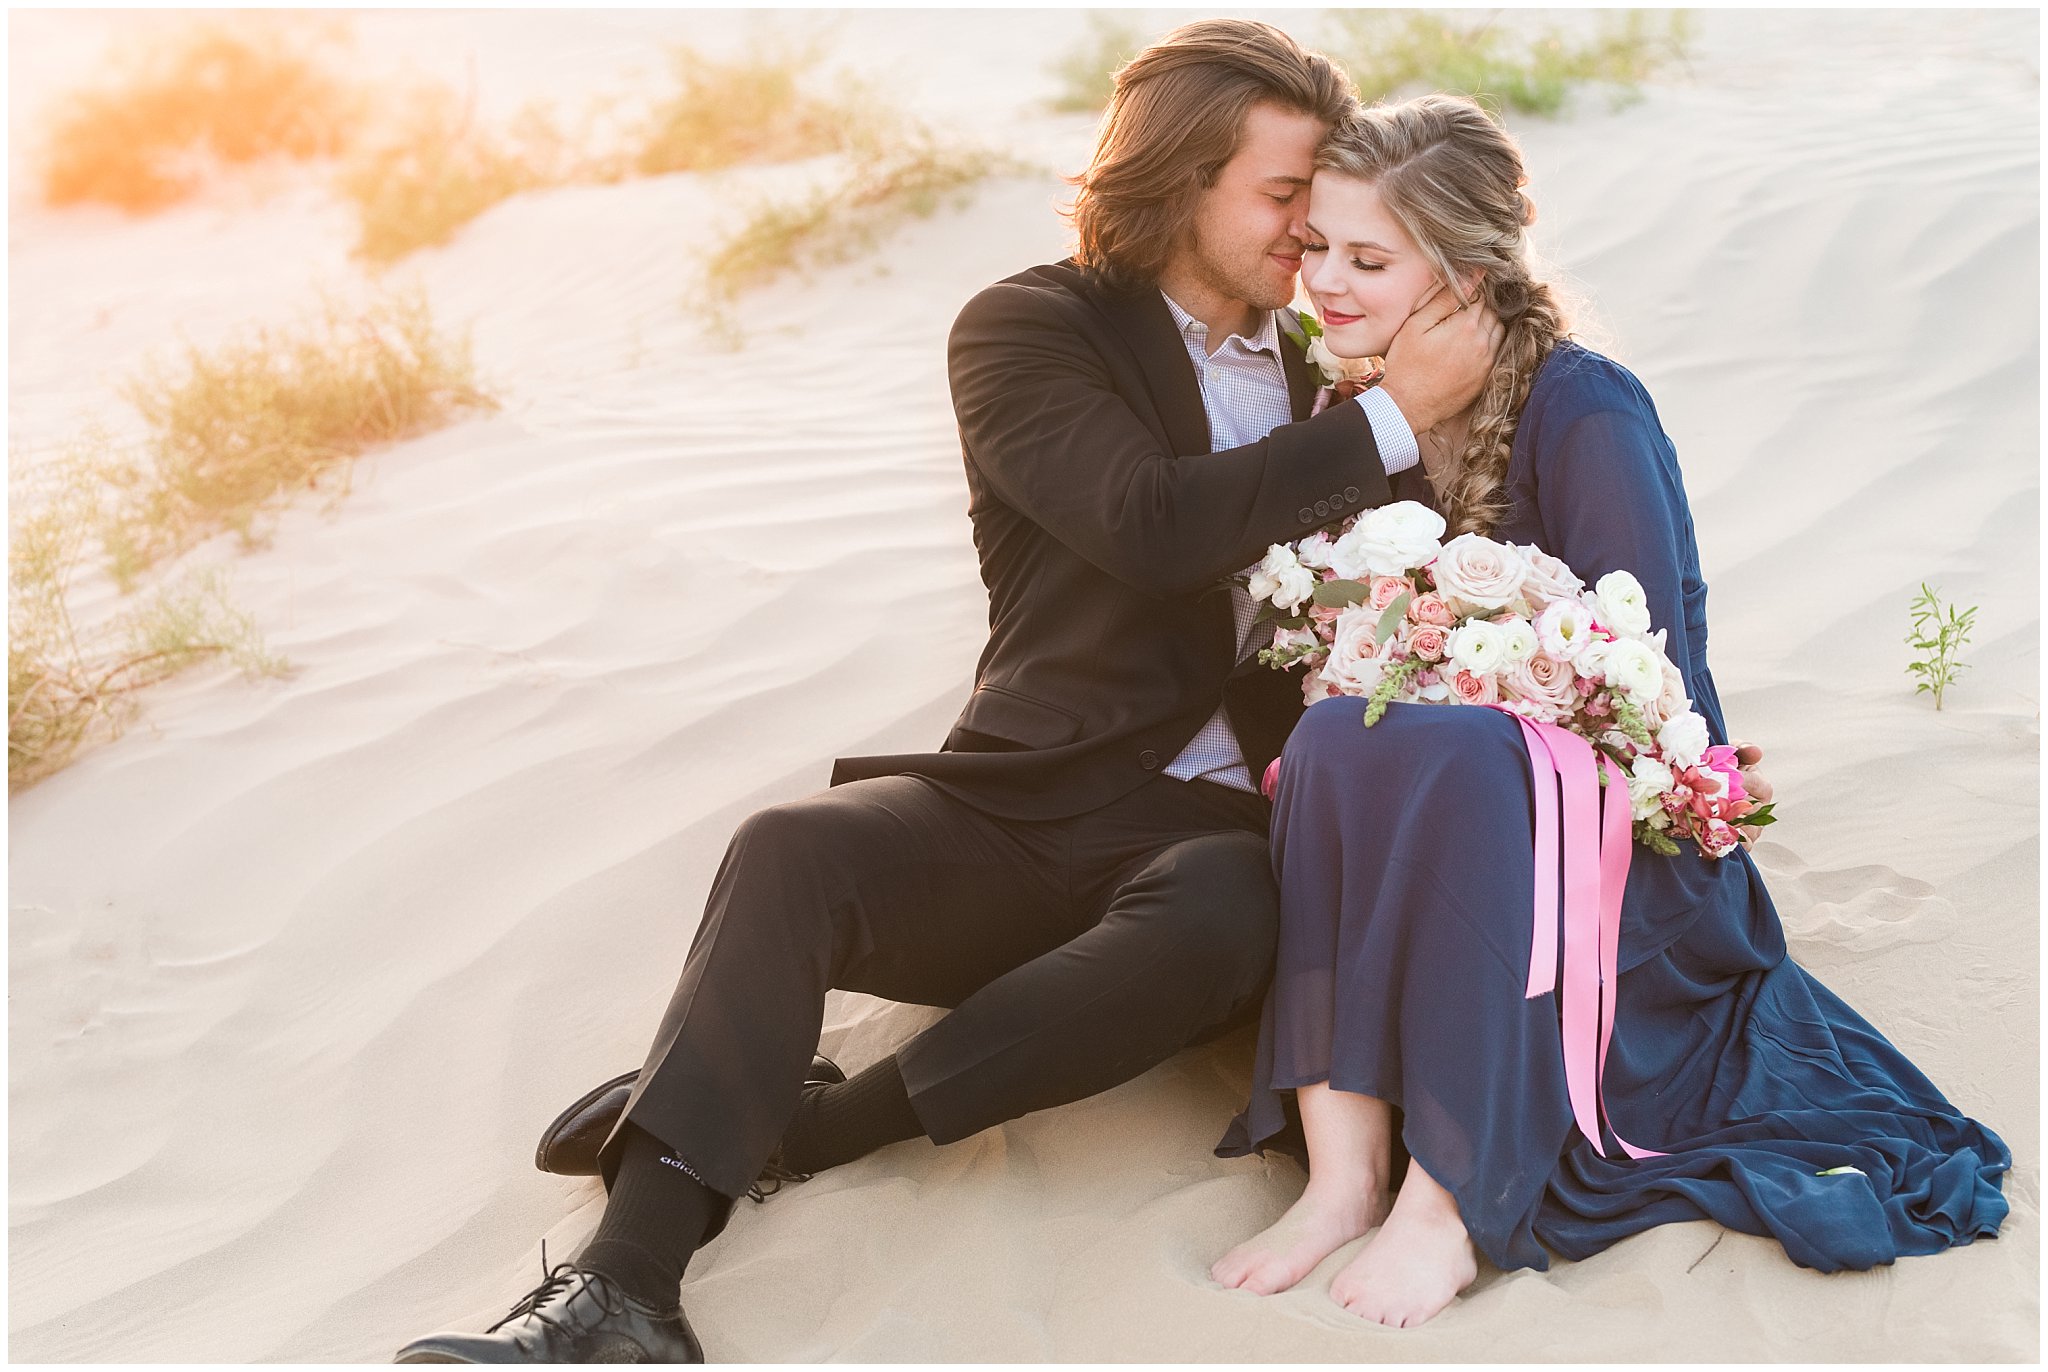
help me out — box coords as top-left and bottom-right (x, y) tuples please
(1368, 575), (1410, 610)
(1322, 607), (1386, 696)
(1407, 592), (1454, 627)
(1432, 534), (1530, 611)
(1302, 664), (1339, 706)
(1450, 669), (1499, 705)
(1309, 603), (1342, 627)
(1501, 651), (1576, 718)
(1645, 659), (1689, 731)
(1409, 624), (1450, 662)
(1517, 545), (1585, 607)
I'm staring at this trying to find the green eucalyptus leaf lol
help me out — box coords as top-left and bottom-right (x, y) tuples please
(1314, 579), (1373, 609)
(1374, 591), (1412, 644)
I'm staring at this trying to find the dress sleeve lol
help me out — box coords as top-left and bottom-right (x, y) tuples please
(1529, 380), (1704, 708)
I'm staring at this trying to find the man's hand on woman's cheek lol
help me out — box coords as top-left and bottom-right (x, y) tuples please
(1378, 286), (1505, 433)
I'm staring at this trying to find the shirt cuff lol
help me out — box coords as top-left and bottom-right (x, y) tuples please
(1355, 387), (1420, 476)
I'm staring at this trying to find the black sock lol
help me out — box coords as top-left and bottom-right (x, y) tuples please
(777, 1054), (925, 1177)
(576, 1123), (724, 1310)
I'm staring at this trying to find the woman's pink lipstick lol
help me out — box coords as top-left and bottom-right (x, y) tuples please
(1320, 308), (1364, 325)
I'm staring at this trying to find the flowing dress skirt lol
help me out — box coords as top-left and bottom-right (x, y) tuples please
(1218, 696), (2010, 1274)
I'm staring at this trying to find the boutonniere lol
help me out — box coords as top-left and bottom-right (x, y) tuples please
(1282, 311), (1386, 415)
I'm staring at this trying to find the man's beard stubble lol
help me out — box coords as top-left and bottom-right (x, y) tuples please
(1190, 227), (1299, 317)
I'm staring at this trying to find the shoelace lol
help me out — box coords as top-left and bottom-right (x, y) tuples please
(745, 1156), (813, 1203)
(485, 1244), (629, 1336)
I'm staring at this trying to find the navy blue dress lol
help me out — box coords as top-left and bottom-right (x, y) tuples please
(1218, 342), (2010, 1274)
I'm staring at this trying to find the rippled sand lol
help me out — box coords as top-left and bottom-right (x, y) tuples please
(9, 9), (2037, 1361)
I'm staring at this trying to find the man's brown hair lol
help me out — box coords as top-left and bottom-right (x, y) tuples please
(1068, 19), (1357, 291)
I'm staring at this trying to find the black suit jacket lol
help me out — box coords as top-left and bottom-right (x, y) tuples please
(830, 260), (1395, 820)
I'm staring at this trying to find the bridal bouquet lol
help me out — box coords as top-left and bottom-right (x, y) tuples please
(1244, 502), (1775, 859)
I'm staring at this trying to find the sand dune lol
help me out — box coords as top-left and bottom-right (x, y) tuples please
(8, 8), (2038, 1362)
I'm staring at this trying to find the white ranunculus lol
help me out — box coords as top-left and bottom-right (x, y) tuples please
(1602, 639), (1664, 703)
(1340, 501), (1446, 578)
(1274, 563), (1317, 613)
(1246, 545), (1290, 601)
(1446, 619), (1509, 675)
(1247, 544), (1316, 613)
(1433, 533), (1530, 611)
(1326, 524), (1371, 581)
(1593, 570), (1654, 639)
(1576, 637), (1613, 679)
(1295, 530), (1337, 570)
(1535, 599), (1597, 661)
(1657, 711), (1711, 770)
(1626, 755), (1676, 821)
(1497, 616), (1539, 663)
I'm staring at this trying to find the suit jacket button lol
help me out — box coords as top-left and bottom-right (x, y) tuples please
(1314, 500), (1331, 518)
(1344, 485), (1360, 501)
(1298, 507), (1315, 523)
(1329, 491), (1344, 508)
(1138, 749), (1160, 770)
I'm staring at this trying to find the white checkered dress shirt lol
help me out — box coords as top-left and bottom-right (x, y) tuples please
(1158, 292), (1420, 792)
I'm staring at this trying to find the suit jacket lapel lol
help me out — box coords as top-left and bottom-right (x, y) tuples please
(1085, 282), (1211, 457)
(1277, 309), (1319, 421)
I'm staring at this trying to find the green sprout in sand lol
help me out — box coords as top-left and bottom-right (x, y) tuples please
(1904, 582), (1976, 711)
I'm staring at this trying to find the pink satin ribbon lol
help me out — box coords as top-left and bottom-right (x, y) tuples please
(1489, 707), (1665, 1161)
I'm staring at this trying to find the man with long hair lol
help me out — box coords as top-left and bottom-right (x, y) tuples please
(396, 19), (1499, 1363)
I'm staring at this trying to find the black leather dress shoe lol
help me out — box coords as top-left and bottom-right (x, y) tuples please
(393, 1263), (702, 1364)
(534, 1054), (847, 1178)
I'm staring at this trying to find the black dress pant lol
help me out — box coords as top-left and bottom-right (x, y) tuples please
(601, 772), (1278, 1199)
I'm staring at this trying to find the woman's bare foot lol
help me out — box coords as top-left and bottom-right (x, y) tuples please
(1328, 1162), (1479, 1327)
(1211, 1181), (1392, 1295)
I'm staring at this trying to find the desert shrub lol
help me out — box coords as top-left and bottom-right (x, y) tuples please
(698, 135), (1014, 330)
(1325, 9), (1693, 117)
(1046, 13), (1149, 114)
(339, 89), (581, 264)
(630, 40), (887, 176)
(338, 38), (887, 264)
(8, 458), (281, 791)
(10, 288), (481, 786)
(107, 290), (496, 575)
(39, 17), (359, 211)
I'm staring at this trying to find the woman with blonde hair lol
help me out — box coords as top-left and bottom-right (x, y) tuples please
(1210, 94), (2007, 1328)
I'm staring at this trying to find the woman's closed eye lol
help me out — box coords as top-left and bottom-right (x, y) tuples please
(1302, 243), (1383, 272)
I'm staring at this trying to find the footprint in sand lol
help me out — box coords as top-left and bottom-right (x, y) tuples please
(1764, 854), (1957, 957)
